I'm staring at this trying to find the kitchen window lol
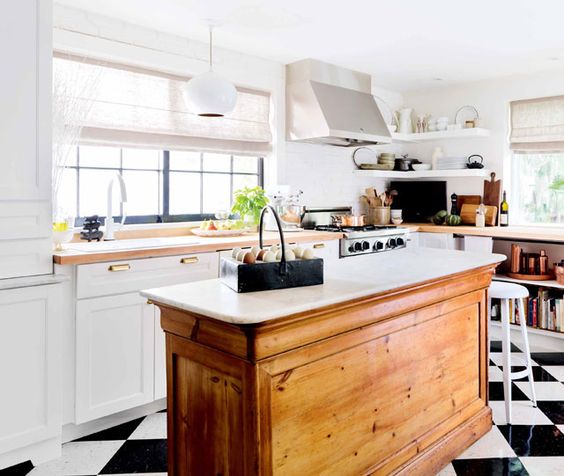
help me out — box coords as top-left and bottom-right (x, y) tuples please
(58, 145), (263, 224)
(509, 96), (564, 225)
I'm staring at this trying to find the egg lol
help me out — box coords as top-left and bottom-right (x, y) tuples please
(231, 247), (242, 259)
(256, 249), (267, 261)
(302, 248), (316, 260)
(263, 251), (276, 262)
(293, 246), (304, 259)
(236, 250), (247, 262)
(270, 244), (279, 253)
(250, 245), (261, 257)
(242, 252), (256, 264)
(275, 249), (296, 261)
(284, 250), (296, 261)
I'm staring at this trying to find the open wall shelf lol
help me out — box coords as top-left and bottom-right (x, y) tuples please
(391, 127), (490, 143)
(353, 168), (492, 179)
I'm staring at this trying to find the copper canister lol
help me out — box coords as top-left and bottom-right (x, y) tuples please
(510, 244), (521, 273)
(539, 250), (548, 275)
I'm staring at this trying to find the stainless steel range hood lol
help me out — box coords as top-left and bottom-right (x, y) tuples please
(286, 59), (392, 147)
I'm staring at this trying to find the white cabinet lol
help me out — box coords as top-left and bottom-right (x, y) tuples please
(0, 0), (52, 278)
(72, 251), (220, 423)
(417, 232), (456, 250)
(0, 284), (61, 467)
(76, 293), (154, 424)
(296, 240), (340, 261)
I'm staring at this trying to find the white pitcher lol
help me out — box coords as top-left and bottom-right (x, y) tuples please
(395, 108), (413, 134)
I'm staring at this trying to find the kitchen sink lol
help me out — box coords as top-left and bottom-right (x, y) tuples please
(66, 236), (201, 252)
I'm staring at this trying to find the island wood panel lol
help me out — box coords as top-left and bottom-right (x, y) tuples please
(159, 267), (493, 476)
(266, 302), (482, 475)
(166, 334), (258, 475)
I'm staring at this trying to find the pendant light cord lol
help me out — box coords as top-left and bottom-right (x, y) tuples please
(208, 26), (213, 72)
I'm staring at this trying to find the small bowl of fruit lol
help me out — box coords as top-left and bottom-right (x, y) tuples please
(192, 218), (249, 237)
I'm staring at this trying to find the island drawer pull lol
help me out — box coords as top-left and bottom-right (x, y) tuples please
(180, 256), (199, 265)
(146, 299), (153, 305)
(108, 264), (130, 272)
(313, 243), (326, 249)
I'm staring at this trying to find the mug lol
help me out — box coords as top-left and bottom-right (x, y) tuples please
(391, 209), (402, 219)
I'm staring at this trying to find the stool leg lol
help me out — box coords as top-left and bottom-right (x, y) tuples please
(517, 298), (537, 406)
(501, 298), (512, 424)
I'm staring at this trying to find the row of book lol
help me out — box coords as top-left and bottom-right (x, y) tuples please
(492, 288), (564, 333)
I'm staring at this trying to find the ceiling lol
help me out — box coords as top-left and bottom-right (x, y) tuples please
(56, 0), (564, 91)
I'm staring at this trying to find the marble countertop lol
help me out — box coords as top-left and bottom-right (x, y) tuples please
(141, 248), (505, 325)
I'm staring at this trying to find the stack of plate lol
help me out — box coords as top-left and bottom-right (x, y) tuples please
(436, 157), (467, 170)
(377, 153), (395, 170)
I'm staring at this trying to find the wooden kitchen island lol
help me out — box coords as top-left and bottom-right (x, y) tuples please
(142, 248), (505, 476)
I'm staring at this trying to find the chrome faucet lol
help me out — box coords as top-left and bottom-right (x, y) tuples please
(104, 174), (128, 241)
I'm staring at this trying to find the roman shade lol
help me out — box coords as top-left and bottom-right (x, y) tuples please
(510, 95), (564, 151)
(53, 54), (272, 155)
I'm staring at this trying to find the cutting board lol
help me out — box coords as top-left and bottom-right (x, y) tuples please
(483, 172), (501, 208)
(460, 204), (498, 226)
(456, 195), (481, 212)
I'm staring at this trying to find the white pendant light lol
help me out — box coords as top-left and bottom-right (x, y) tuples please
(184, 26), (237, 117)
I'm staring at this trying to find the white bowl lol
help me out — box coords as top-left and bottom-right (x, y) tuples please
(391, 218), (403, 225)
(412, 163), (432, 171)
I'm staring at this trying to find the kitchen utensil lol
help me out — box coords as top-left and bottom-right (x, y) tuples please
(332, 214), (366, 227)
(507, 272), (554, 281)
(460, 204), (497, 226)
(510, 244), (522, 273)
(555, 261), (564, 284)
(467, 154), (484, 169)
(368, 206), (391, 225)
(455, 105), (479, 127)
(352, 147), (377, 169)
(394, 156), (414, 171)
(456, 195), (481, 212)
(395, 108), (413, 134)
(412, 163), (432, 171)
(483, 172), (501, 208)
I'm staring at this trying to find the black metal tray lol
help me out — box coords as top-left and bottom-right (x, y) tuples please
(220, 205), (324, 293)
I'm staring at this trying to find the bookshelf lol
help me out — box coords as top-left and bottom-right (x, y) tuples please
(491, 274), (564, 336)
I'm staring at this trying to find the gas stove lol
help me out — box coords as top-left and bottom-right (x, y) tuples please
(313, 224), (410, 257)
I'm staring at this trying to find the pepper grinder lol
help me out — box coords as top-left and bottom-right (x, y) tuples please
(450, 193), (458, 215)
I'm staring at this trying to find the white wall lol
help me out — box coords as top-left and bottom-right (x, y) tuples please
(402, 71), (564, 202)
(53, 4), (404, 212)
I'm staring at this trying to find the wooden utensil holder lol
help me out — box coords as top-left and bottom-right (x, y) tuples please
(220, 205), (324, 293)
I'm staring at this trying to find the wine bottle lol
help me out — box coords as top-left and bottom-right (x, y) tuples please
(500, 191), (509, 227)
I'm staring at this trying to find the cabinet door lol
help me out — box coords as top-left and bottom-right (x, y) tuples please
(292, 240), (339, 261)
(0, 285), (61, 455)
(0, 0), (52, 278)
(153, 305), (166, 400)
(417, 232), (455, 249)
(76, 293), (154, 423)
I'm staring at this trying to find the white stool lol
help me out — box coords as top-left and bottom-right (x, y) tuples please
(489, 281), (537, 424)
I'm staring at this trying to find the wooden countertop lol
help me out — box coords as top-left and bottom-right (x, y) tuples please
(407, 223), (564, 243)
(53, 230), (342, 265)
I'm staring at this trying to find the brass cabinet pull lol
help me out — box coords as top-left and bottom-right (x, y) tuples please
(108, 264), (130, 272)
(146, 299), (153, 305)
(180, 256), (199, 264)
(313, 243), (326, 249)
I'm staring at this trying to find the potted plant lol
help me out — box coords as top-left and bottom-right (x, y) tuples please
(231, 186), (269, 228)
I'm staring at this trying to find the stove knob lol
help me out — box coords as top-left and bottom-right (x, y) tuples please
(396, 237), (405, 247)
(348, 244), (356, 253)
(374, 241), (384, 251)
(354, 241), (363, 252)
(387, 238), (397, 248)
(362, 241), (370, 251)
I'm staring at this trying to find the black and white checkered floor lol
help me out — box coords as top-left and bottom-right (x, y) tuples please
(2, 341), (563, 476)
